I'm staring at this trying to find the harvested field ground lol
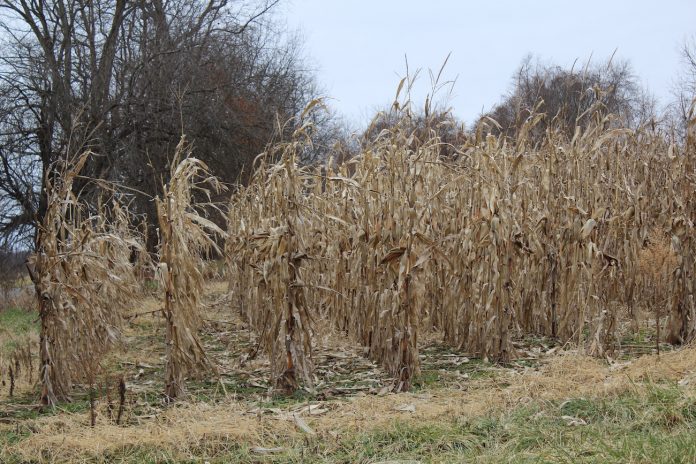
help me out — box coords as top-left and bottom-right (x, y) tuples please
(2, 280), (695, 463)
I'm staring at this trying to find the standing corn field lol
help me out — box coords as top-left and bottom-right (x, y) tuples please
(227, 100), (696, 391)
(227, 125), (318, 392)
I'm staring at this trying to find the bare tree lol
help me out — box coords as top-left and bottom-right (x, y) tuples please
(0, 0), (318, 249)
(477, 55), (655, 142)
(668, 35), (696, 141)
(0, 0), (133, 248)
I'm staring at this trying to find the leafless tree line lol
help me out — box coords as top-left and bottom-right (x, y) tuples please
(670, 35), (696, 139)
(477, 54), (658, 141)
(475, 44), (696, 146)
(0, 0), (319, 250)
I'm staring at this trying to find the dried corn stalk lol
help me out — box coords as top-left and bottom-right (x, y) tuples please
(227, 134), (317, 391)
(157, 137), (227, 400)
(27, 152), (142, 406)
(667, 106), (696, 344)
(226, 94), (696, 391)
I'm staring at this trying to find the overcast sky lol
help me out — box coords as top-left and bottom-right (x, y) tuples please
(281, 0), (696, 127)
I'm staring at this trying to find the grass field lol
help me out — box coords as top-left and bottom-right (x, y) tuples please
(2, 279), (696, 463)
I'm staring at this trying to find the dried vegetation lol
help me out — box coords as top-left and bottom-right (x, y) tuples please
(156, 138), (227, 399)
(1, 90), (694, 460)
(26, 152), (143, 406)
(227, 95), (696, 391)
(1, 101), (695, 459)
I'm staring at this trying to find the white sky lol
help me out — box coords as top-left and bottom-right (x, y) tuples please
(281, 0), (696, 127)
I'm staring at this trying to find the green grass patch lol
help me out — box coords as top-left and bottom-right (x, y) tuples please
(142, 279), (159, 292)
(258, 389), (316, 409)
(0, 306), (38, 354)
(265, 383), (696, 463)
(416, 344), (498, 389)
(6, 382), (696, 463)
(0, 428), (30, 448)
(0, 306), (37, 334)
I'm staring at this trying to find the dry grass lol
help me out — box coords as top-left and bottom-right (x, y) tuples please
(3, 275), (696, 462)
(5, 329), (696, 462)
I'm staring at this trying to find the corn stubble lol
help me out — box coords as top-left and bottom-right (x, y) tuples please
(228, 101), (696, 391)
